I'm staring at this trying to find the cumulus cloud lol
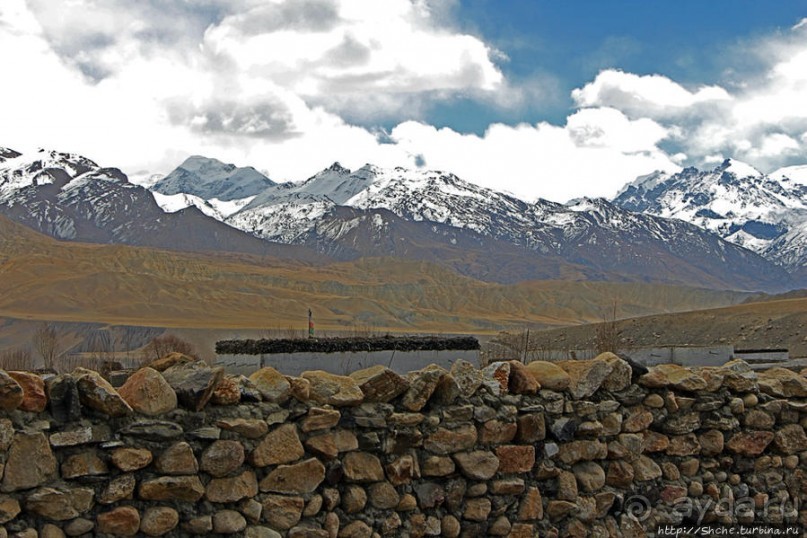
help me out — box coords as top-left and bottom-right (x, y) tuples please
(572, 70), (731, 119)
(572, 21), (807, 174)
(2, 0), (807, 203)
(200, 0), (504, 120)
(388, 109), (679, 202)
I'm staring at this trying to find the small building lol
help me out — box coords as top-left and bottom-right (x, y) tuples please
(733, 348), (789, 364)
(622, 345), (734, 367)
(215, 335), (480, 376)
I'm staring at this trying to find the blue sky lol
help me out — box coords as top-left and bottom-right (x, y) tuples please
(429, 1), (807, 130)
(2, 0), (807, 201)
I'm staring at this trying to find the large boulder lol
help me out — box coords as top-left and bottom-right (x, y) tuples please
(638, 364), (707, 392)
(97, 506), (141, 536)
(450, 360), (484, 397)
(259, 458), (326, 494)
(251, 424), (304, 467)
(596, 353), (632, 392)
(757, 368), (807, 398)
(0, 370), (24, 411)
(25, 487), (94, 521)
(301, 371), (364, 407)
(481, 362), (511, 396)
(46, 374), (82, 423)
(557, 358), (610, 399)
(525, 361), (571, 391)
(118, 367), (177, 416)
(726, 431), (775, 456)
(350, 365), (409, 402)
(154, 442), (198, 475)
(211, 375), (241, 405)
(249, 367), (291, 403)
(402, 365), (445, 411)
(139, 476), (205, 502)
(1, 431), (58, 492)
(8, 371), (47, 412)
(73, 367), (132, 417)
(146, 352), (194, 372)
(508, 361), (540, 394)
(161, 361), (224, 412)
(774, 424), (807, 454)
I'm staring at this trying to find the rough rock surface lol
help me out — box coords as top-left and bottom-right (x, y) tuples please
(117, 367), (177, 416)
(0, 357), (803, 536)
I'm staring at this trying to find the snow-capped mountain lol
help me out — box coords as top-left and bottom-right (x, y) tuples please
(227, 163), (542, 244)
(613, 158), (807, 270)
(0, 148), (319, 260)
(1, 146), (800, 291)
(219, 161), (794, 290)
(772, 165), (807, 185)
(152, 155), (275, 201)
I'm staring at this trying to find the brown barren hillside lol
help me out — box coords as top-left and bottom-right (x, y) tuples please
(530, 297), (807, 358)
(0, 215), (753, 333)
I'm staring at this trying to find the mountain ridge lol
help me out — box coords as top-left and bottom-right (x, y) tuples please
(613, 158), (807, 270)
(0, 148), (323, 262)
(1, 146), (802, 292)
(152, 155), (276, 202)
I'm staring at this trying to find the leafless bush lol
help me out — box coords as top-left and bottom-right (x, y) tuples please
(594, 301), (620, 355)
(483, 329), (537, 365)
(349, 324), (377, 338)
(141, 334), (197, 362)
(0, 348), (34, 371)
(32, 322), (66, 370)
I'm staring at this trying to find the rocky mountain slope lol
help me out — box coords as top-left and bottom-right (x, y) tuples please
(613, 158), (807, 271)
(0, 148), (319, 260)
(151, 155), (275, 201)
(220, 162), (796, 291)
(1, 146), (801, 291)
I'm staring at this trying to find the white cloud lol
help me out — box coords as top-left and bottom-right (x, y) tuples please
(572, 25), (807, 174)
(572, 70), (731, 118)
(200, 0), (504, 119)
(1, 0), (807, 204)
(388, 110), (679, 202)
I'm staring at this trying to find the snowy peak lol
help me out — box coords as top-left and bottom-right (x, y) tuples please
(0, 148), (99, 197)
(613, 158), (807, 269)
(718, 158), (762, 179)
(324, 162), (350, 175)
(153, 155), (275, 201)
(294, 162), (376, 205)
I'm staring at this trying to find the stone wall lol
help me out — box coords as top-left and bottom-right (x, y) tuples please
(0, 352), (806, 537)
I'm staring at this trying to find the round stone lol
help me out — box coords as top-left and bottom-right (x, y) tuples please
(140, 506), (179, 536)
(213, 510), (247, 534)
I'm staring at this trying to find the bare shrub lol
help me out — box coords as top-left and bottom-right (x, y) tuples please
(594, 301), (620, 355)
(32, 322), (66, 370)
(483, 329), (535, 365)
(142, 334), (197, 362)
(0, 347), (34, 371)
(283, 325), (304, 339)
(350, 324), (377, 338)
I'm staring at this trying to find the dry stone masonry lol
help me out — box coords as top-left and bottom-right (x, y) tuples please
(0, 352), (806, 537)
